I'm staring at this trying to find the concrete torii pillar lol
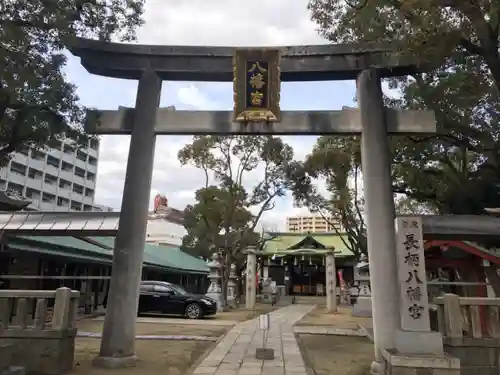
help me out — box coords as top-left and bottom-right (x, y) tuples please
(358, 69), (400, 370)
(93, 70), (162, 368)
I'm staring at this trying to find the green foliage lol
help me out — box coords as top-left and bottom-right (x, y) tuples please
(0, 0), (145, 166)
(181, 185), (259, 261)
(179, 135), (294, 262)
(308, 0), (500, 215)
(288, 136), (367, 258)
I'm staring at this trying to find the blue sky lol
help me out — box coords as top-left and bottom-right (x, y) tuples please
(63, 0), (357, 230)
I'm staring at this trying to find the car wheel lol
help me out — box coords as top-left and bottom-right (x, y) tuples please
(185, 303), (202, 319)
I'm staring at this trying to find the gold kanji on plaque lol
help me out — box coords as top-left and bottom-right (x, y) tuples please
(250, 91), (264, 106)
(233, 48), (281, 123)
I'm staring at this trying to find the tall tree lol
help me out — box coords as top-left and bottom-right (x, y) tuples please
(308, 0), (500, 292)
(288, 136), (367, 259)
(307, 0), (500, 214)
(0, 0), (145, 165)
(178, 135), (294, 304)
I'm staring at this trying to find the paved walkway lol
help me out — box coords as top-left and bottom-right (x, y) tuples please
(77, 331), (219, 341)
(93, 316), (238, 326)
(192, 304), (314, 375)
(293, 325), (366, 336)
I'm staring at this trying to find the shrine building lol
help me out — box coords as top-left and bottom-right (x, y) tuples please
(257, 231), (500, 301)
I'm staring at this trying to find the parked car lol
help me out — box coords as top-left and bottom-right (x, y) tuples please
(137, 280), (217, 319)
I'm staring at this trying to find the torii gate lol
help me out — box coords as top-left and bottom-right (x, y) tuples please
(70, 39), (436, 372)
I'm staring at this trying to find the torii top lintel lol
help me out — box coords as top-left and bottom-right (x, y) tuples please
(68, 38), (422, 82)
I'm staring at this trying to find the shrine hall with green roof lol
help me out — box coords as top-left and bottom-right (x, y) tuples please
(260, 232), (356, 296)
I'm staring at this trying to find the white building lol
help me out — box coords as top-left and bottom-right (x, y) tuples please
(0, 139), (111, 212)
(146, 209), (186, 247)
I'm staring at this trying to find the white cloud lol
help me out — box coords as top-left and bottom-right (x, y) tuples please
(177, 84), (219, 109)
(70, 0), (345, 230)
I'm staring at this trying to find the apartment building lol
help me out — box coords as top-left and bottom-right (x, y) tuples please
(0, 139), (109, 212)
(286, 214), (343, 233)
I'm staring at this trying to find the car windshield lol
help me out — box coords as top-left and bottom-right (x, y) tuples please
(168, 284), (188, 295)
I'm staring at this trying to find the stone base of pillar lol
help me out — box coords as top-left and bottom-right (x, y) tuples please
(394, 330), (444, 356)
(352, 296), (373, 317)
(205, 292), (224, 312)
(381, 349), (460, 375)
(227, 296), (236, 308)
(370, 360), (386, 375)
(255, 348), (275, 360)
(92, 355), (138, 369)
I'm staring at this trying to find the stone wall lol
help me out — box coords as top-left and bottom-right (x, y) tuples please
(382, 349), (460, 375)
(0, 330), (76, 375)
(434, 294), (500, 375)
(0, 288), (79, 375)
(444, 339), (499, 375)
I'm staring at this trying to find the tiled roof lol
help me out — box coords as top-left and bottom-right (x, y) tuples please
(7, 235), (208, 274)
(262, 232), (354, 257)
(92, 237), (208, 273)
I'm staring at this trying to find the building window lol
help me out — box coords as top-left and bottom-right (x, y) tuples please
(46, 155), (60, 168)
(76, 150), (87, 163)
(42, 192), (55, 203)
(7, 182), (24, 196)
(83, 204), (93, 211)
(25, 188), (41, 199)
(28, 168), (43, 180)
(72, 184), (84, 195)
(70, 201), (82, 211)
(86, 171), (96, 182)
(89, 138), (99, 150)
(31, 150), (45, 161)
(0, 179), (6, 190)
(61, 161), (73, 172)
(58, 178), (71, 189)
(63, 144), (74, 155)
(88, 156), (97, 166)
(84, 188), (95, 198)
(10, 162), (27, 176)
(74, 167), (85, 178)
(57, 197), (69, 207)
(44, 173), (58, 185)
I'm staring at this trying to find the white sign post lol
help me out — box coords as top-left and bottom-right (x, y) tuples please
(256, 313), (274, 360)
(394, 216), (444, 355)
(395, 217), (431, 331)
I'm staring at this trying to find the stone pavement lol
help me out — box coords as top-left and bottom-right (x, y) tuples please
(293, 325), (366, 336)
(77, 331), (219, 341)
(192, 304), (314, 375)
(93, 315), (238, 326)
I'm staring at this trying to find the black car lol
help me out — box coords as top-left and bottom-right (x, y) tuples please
(137, 281), (217, 319)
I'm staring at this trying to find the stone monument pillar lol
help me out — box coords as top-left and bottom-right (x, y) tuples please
(325, 250), (337, 313)
(245, 246), (258, 309)
(357, 69), (400, 366)
(94, 70), (162, 368)
(381, 216), (460, 375)
(393, 216), (444, 354)
(352, 255), (373, 317)
(205, 253), (224, 312)
(227, 263), (237, 308)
